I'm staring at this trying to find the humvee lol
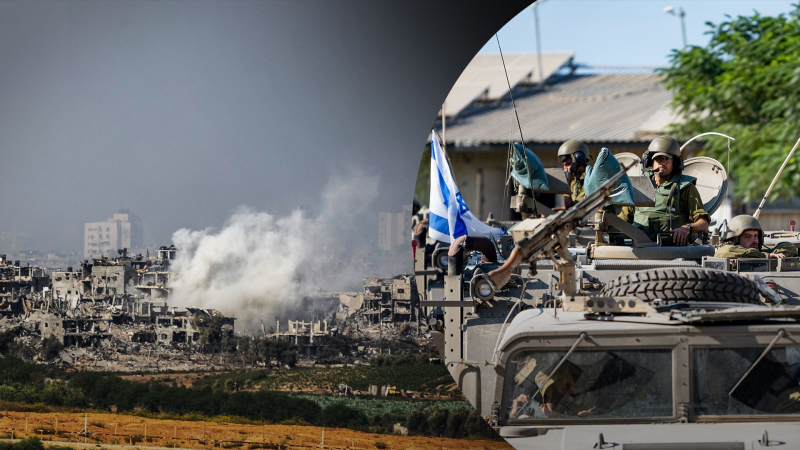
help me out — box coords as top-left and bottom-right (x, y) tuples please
(415, 162), (800, 449)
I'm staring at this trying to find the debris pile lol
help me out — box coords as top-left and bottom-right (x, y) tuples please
(0, 250), (425, 370)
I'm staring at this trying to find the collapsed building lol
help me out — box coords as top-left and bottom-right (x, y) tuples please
(273, 275), (422, 358)
(2, 247), (236, 351)
(336, 275), (418, 324)
(2, 244), (427, 368)
(0, 255), (49, 315)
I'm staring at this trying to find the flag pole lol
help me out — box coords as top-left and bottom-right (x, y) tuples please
(442, 103), (446, 152)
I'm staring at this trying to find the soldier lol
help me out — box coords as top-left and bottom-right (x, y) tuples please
(557, 140), (591, 207)
(715, 215), (798, 259)
(618, 136), (709, 245)
(509, 360), (592, 419)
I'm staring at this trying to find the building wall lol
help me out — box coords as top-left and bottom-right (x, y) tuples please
(84, 211), (144, 258)
(90, 265), (135, 296)
(51, 271), (84, 307)
(84, 221), (120, 259)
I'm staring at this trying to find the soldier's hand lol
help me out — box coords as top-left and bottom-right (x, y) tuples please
(672, 225), (690, 246)
(769, 252), (787, 259)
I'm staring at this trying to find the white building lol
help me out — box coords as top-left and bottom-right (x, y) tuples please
(84, 210), (143, 258)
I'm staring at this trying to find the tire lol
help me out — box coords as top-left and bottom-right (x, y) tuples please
(602, 267), (763, 305)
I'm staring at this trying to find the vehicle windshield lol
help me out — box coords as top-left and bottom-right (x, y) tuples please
(504, 349), (672, 421)
(693, 346), (800, 416)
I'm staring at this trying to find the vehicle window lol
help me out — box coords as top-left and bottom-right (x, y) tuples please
(737, 259), (772, 272)
(504, 349), (672, 421)
(693, 347), (800, 415)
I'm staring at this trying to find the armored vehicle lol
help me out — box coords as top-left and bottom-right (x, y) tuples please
(415, 160), (800, 449)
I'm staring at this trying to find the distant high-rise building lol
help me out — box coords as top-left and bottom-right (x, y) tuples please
(378, 204), (412, 252)
(84, 210), (143, 259)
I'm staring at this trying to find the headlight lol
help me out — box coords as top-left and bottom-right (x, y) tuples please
(432, 248), (449, 273)
(436, 252), (449, 268)
(471, 274), (496, 303)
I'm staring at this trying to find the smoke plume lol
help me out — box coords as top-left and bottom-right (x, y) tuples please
(168, 171), (409, 331)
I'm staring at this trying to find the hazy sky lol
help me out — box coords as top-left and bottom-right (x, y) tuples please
(0, 1), (527, 255)
(6, 0), (793, 256)
(480, 0), (797, 67)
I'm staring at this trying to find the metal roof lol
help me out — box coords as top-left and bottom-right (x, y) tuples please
(442, 73), (674, 147)
(442, 52), (574, 117)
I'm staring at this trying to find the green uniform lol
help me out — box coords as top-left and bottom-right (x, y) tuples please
(714, 243), (799, 258)
(570, 172), (586, 202)
(618, 170), (709, 241)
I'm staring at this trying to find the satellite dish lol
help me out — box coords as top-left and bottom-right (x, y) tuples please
(682, 157), (728, 215)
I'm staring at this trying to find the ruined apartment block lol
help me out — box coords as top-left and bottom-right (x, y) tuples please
(0, 245), (236, 352)
(360, 275), (416, 323)
(0, 255), (49, 315)
(1, 240), (424, 367)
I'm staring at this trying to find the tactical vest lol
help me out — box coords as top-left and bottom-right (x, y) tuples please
(633, 171), (696, 240)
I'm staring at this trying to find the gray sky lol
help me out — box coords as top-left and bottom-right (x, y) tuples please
(0, 1), (527, 255)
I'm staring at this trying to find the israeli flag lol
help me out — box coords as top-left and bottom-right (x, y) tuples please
(428, 130), (506, 243)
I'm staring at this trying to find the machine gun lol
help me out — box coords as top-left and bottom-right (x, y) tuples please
(487, 162), (634, 297)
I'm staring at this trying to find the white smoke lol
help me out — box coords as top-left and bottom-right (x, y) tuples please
(168, 171), (409, 331)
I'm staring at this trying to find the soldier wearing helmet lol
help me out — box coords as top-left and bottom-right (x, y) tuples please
(557, 140), (591, 206)
(618, 136), (709, 245)
(715, 215), (798, 259)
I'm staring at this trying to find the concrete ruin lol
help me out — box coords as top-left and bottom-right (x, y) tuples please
(0, 247), (236, 353)
(335, 275), (418, 324)
(1, 246), (426, 370)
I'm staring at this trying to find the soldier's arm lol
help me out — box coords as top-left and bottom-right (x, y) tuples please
(770, 242), (799, 257)
(715, 245), (764, 259)
(683, 185), (710, 232)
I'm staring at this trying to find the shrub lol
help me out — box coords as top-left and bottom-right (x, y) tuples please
(39, 337), (63, 361)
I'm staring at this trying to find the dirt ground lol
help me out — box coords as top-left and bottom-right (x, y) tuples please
(0, 411), (512, 450)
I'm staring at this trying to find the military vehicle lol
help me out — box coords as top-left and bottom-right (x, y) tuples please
(414, 151), (800, 448)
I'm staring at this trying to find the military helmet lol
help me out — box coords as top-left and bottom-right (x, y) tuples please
(642, 136), (683, 171)
(722, 214), (764, 248)
(557, 140), (591, 162)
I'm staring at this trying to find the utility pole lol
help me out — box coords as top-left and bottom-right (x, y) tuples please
(532, 1), (545, 85)
(664, 6), (687, 47)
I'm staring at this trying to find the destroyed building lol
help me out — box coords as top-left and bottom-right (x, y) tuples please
(274, 319), (331, 347)
(1, 240), (428, 368)
(0, 246), (236, 353)
(271, 275), (421, 359)
(0, 255), (49, 316)
(336, 275), (417, 324)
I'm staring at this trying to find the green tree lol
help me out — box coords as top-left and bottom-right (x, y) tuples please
(193, 314), (224, 352)
(40, 336), (63, 361)
(659, 5), (800, 202)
